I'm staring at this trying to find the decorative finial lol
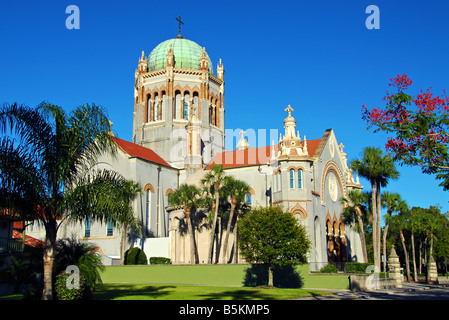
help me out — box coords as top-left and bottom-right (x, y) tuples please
(285, 105), (294, 117)
(176, 14), (184, 38)
(236, 129), (249, 150)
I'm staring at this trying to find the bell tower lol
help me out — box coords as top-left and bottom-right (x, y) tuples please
(132, 33), (225, 169)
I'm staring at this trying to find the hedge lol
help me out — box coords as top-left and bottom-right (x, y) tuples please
(149, 257), (171, 265)
(124, 247), (148, 265)
(345, 262), (373, 274)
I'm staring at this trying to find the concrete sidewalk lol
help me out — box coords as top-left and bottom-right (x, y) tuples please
(300, 282), (449, 300)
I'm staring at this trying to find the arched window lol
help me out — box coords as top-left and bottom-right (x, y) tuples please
(154, 93), (159, 121)
(146, 189), (151, 235)
(183, 92), (190, 120)
(297, 169), (303, 189)
(107, 220), (113, 236)
(214, 99), (218, 126)
(175, 91), (181, 119)
(144, 183), (155, 236)
(146, 94), (151, 123)
(165, 188), (174, 205)
(161, 91), (166, 121)
(290, 169), (295, 189)
(84, 217), (91, 237)
(193, 92), (199, 114)
(209, 105), (213, 125)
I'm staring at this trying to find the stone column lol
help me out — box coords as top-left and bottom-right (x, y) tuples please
(388, 246), (402, 288)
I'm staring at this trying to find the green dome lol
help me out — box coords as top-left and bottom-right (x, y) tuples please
(147, 38), (213, 74)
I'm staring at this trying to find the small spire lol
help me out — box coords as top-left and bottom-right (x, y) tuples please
(236, 130), (249, 150)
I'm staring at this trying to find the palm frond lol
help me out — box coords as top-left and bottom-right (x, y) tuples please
(65, 169), (141, 230)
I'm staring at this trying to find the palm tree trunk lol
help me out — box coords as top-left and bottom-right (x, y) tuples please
(411, 231), (418, 281)
(430, 233), (434, 257)
(185, 207), (196, 265)
(383, 223), (389, 270)
(233, 215), (239, 264)
(42, 221), (57, 300)
(120, 226), (127, 265)
(207, 192), (219, 264)
(268, 265), (274, 287)
(419, 239), (423, 274)
(399, 229), (411, 281)
(371, 180), (378, 269)
(355, 207), (368, 263)
(222, 199), (236, 264)
(376, 183), (382, 271)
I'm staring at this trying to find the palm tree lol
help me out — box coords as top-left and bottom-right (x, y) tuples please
(351, 146), (399, 270)
(54, 236), (105, 290)
(169, 184), (201, 264)
(0, 102), (140, 299)
(221, 176), (250, 264)
(68, 172), (141, 265)
(201, 165), (227, 264)
(341, 190), (369, 263)
(381, 192), (408, 271)
(391, 210), (412, 281)
(375, 154), (399, 270)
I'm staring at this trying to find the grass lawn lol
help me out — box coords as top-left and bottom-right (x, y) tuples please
(100, 264), (350, 290)
(93, 283), (334, 300)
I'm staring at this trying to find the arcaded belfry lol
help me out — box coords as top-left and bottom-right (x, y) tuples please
(132, 32), (225, 169)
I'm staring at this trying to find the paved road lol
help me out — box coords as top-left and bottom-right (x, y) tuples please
(300, 282), (449, 300)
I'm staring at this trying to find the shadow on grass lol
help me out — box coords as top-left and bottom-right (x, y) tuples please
(93, 284), (175, 300)
(198, 289), (276, 300)
(243, 265), (304, 288)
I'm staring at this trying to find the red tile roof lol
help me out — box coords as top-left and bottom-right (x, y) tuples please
(112, 136), (171, 167)
(12, 230), (45, 249)
(305, 138), (324, 158)
(206, 138), (323, 169)
(206, 145), (277, 169)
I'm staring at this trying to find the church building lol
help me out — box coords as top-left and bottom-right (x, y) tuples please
(27, 25), (365, 270)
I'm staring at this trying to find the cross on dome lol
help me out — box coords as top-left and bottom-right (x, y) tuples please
(285, 105), (294, 117)
(176, 14), (184, 38)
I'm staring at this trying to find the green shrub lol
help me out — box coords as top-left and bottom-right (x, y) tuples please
(345, 262), (373, 274)
(124, 247), (148, 265)
(319, 264), (339, 273)
(54, 272), (91, 300)
(149, 257), (171, 265)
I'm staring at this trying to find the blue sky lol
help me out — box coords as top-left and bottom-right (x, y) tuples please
(1, 0), (448, 215)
